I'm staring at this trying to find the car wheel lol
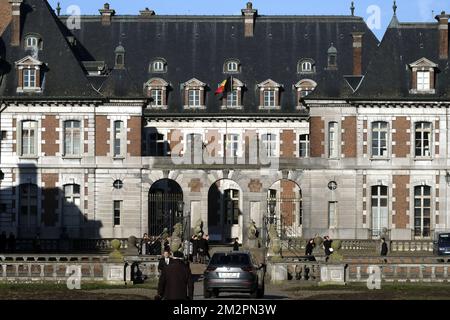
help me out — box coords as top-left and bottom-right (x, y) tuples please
(204, 290), (212, 299)
(250, 289), (258, 299)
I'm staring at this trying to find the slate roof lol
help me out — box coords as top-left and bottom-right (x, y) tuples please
(353, 15), (450, 100)
(0, 0), (381, 112)
(57, 10), (379, 114)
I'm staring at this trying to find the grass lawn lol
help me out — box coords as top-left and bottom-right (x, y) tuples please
(282, 282), (450, 300)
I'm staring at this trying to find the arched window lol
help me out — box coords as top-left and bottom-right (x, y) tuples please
(223, 59), (240, 73)
(24, 35), (42, 50)
(298, 59), (315, 73)
(414, 185), (431, 238)
(150, 58), (167, 73)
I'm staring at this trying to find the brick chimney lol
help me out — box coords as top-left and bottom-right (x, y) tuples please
(8, 0), (22, 47)
(241, 2), (257, 37)
(351, 32), (364, 75)
(436, 11), (450, 60)
(99, 3), (115, 26)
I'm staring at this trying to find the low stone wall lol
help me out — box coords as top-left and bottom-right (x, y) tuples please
(0, 254), (160, 283)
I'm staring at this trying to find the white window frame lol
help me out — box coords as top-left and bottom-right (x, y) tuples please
(371, 185), (389, 238)
(226, 90), (239, 108)
(113, 200), (122, 226)
(150, 89), (163, 107)
(414, 122), (432, 158)
(225, 133), (240, 158)
(188, 89), (201, 107)
(153, 60), (165, 72)
(371, 121), (389, 158)
(25, 36), (39, 49)
(417, 71), (431, 91)
(261, 133), (277, 157)
(63, 120), (81, 157)
(63, 184), (81, 228)
(23, 68), (36, 88)
(227, 62), (238, 72)
(328, 122), (338, 159)
(113, 120), (123, 157)
(21, 120), (37, 157)
(264, 90), (276, 108)
(413, 185), (432, 238)
(299, 134), (310, 158)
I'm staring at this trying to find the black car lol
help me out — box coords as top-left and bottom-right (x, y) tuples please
(203, 251), (265, 299)
(437, 233), (450, 256)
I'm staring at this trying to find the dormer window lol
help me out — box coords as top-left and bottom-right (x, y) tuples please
(144, 78), (169, 109)
(298, 59), (315, 74)
(294, 79), (317, 107)
(15, 56), (44, 93)
(24, 35), (42, 50)
(223, 59), (241, 74)
(257, 79), (282, 110)
(182, 78), (206, 109)
(221, 78), (244, 109)
(409, 57), (437, 94)
(150, 58), (167, 73)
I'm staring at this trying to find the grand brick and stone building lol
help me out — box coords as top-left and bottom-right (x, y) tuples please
(0, 0), (449, 243)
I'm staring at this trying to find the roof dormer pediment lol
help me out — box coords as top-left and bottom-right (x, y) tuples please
(15, 56), (43, 67)
(257, 79), (282, 88)
(183, 78), (206, 87)
(409, 57), (438, 69)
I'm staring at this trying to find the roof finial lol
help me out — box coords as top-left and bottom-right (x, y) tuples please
(393, 1), (397, 16)
(350, 1), (355, 16)
(56, 2), (61, 16)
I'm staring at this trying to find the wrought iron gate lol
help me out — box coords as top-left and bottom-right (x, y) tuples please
(266, 196), (303, 240)
(148, 192), (183, 237)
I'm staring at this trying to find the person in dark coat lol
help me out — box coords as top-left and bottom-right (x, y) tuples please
(323, 236), (333, 256)
(380, 238), (388, 263)
(140, 233), (150, 255)
(203, 234), (211, 261)
(191, 235), (198, 263)
(305, 239), (315, 256)
(197, 235), (205, 264)
(157, 251), (194, 300)
(158, 249), (172, 272)
(232, 238), (240, 251)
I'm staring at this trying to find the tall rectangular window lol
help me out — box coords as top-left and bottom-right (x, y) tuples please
(414, 186), (431, 238)
(299, 134), (310, 158)
(372, 121), (388, 157)
(328, 122), (338, 158)
(415, 122), (431, 157)
(371, 185), (388, 237)
(113, 120), (123, 156)
(113, 200), (122, 226)
(261, 133), (277, 157)
(263, 90), (276, 107)
(417, 71), (430, 91)
(64, 120), (81, 156)
(63, 184), (81, 229)
(328, 201), (337, 228)
(225, 134), (239, 157)
(19, 183), (38, 228)
(148, 132), (165, 156)
(23, 69), (36, 88)
(188, 89), (201, 107)
(21, 120), (37, 156)
(150, 89), (163, 106)
(226, 90), (238, 107)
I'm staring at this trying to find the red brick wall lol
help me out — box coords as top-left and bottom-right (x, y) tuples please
(393, 175), (409, 229)
(342, 116), (357, 158)
(310, 117), (324, 157)
(0, 0), (11, 36)
(280, 180), (296, 226)
(393, 117), (410, 158)
(42, 173), (58, 227)
(128, 116), (141, 156)
(95, 116), (109, 156)
(280, 130), (296, 158)
(41, 115), (58, 156)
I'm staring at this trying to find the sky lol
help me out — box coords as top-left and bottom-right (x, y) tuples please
(48, 0), (450, 39)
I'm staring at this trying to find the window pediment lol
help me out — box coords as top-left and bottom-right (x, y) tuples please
(15, 56), (43, 67)
(257, 79), (282, 89)
(183, 78), (206, 88)
(144, 77), (169, 88)
(409, 57), (438, 69)
(294, 79), (317, 89)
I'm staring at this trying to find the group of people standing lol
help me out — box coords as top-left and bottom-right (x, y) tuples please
(139, 233), (168, 255)
(304, 235), (334, 261)
(0, 231), (16, 253)
(189, 234), (210, 263)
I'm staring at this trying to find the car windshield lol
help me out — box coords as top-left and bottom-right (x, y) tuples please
(210, 254), (250, 266)
(439, 234), (450, 245)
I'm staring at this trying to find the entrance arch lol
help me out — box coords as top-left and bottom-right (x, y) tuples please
(148, 179), (183, 237)
(268, 179), (302, 238)
(208, 179), (243, 243)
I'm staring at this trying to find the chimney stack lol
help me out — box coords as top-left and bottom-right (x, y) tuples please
(99, 3), (115, 26)
(241, 2), (257, 37)
(436, 11), (450, 60)
(139, 8), (155, 17)
(9, 0), (22, 47)
(351, 32), (364, 75)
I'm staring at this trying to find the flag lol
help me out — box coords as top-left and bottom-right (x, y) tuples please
(215, 76), (232, 97)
